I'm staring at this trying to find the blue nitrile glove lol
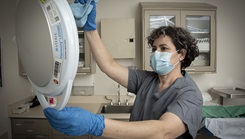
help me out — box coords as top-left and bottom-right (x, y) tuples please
(44, 107), (105, 136)
(70, 2), (93, 28)
(72, 0), (97, 30)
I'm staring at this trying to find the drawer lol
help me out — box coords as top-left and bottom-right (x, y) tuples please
(52, 135), (89, 139)
(12, 134), (50, 139)
(12, 118), (50, 135)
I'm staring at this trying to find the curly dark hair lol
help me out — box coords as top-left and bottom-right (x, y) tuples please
(147, 26), (199, 69)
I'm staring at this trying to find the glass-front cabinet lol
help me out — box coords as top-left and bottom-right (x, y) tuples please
(141, 2), (217, 73)
(77, 30), (95, 75)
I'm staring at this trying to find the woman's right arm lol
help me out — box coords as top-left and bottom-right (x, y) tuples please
(85, 30), (129, 88)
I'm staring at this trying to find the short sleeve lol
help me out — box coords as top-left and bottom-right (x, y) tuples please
(127, 68), (156, 95)
(127, 68), (138, 94)
(167, 88), (203, 138)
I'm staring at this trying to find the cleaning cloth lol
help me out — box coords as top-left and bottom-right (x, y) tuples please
(69, 0), (99, 28)
(202, 105), (245, 118)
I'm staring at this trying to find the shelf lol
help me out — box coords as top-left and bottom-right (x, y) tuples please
(210, 87), (245, 98)
(78, 30), (84, 33)
(191, 32), (210, 34)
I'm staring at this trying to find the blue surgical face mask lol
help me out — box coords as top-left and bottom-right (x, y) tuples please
(150, 51), (179, 75)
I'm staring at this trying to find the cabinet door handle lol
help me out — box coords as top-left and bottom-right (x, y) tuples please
(185, 68), (196, 71)
(25, 135), (45, 138)
(27, 129), (34, 133)
(81, 67), (90, 70)
(25, 136), (35, 139)
(15, 123), (22, 126)
(24, 121), (35, 124)
(36, 135), (45, 138)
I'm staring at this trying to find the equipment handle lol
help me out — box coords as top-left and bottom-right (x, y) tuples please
(35, 80), (73, 110)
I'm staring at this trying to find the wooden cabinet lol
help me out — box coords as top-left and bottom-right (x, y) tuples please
(11, 117), (129, 139)
(10, 118), (128, 139)
(11, 118), (90, 139)
(141, 2), (217, 73)
(11, 118), (51, 139)
(77, 30), (95, 75)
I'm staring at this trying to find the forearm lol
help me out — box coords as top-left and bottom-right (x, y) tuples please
(101, 119), (167, 139)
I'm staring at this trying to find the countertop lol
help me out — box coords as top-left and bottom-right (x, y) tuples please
(8, 96), (132, 120)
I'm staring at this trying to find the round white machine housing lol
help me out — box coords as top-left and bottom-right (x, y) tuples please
(15, 0), (79, 110)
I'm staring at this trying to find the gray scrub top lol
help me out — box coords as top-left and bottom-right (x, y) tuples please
(127, 68), (203, 139)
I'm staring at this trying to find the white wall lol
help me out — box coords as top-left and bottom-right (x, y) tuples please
(0, 0), (245, 137)
(0, 0), (33, 136)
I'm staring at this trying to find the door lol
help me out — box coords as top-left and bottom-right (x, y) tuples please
(181, 11), (216, 72)
(143, 10), (181, 71)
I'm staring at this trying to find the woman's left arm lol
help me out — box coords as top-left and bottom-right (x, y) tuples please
(102, 112), (186, 139)
(44, 107), (186, 139)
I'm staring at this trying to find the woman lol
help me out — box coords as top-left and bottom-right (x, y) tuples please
(44, 0), (203, 138)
